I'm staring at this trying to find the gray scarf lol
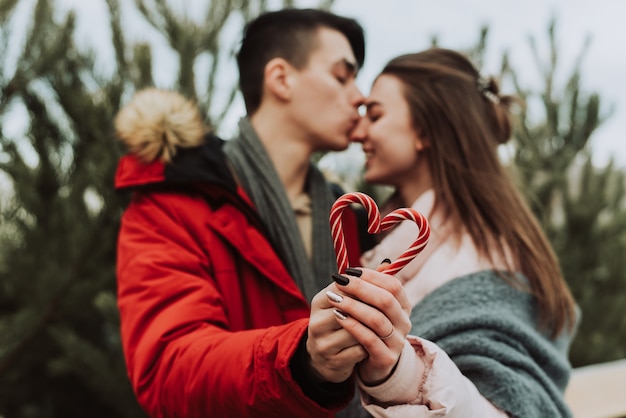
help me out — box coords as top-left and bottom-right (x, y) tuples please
(223, 118), (337, 302)
(410, 271), (576, 418)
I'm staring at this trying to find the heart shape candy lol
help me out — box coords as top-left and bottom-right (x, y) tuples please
(330, 192), (430, 275)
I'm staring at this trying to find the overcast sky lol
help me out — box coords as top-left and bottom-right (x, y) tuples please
(333, 0), (626, 169)
(27, 0), (626, 169)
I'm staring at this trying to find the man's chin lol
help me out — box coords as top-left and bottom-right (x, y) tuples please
(328, 139), (351, 152)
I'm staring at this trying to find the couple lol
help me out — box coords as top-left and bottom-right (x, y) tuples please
(114, 8), (578, 418)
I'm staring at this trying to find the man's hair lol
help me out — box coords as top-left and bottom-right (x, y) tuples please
(236, 8), (365, 114)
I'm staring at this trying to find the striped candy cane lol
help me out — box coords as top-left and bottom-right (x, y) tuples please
(379, 208), (430, 275)
(330, 192), (430, 275)
(330, 192), (380, 274)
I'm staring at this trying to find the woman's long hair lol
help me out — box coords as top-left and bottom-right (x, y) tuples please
(382, 48), (576, 336)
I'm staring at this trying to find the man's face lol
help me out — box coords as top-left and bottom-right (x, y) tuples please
(288, 27), (364, 152)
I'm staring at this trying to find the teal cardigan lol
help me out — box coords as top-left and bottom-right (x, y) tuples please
(410, 270), (578, 418)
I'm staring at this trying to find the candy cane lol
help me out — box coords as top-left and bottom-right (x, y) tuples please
(330, 192), (380, 274)
(379, 208), (431, 275)
(330, 192), (430, 275)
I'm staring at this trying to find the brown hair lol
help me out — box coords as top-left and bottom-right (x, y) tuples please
(381, 48), (576, 336)
(236, 8), (365, 115)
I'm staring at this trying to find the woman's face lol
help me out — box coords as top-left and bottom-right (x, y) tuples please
(351, 74), (427, 189)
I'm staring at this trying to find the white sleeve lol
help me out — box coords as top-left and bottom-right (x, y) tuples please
(358, 336), (509, 418)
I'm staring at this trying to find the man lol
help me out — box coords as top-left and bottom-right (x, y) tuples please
(114, 8), (369, 418)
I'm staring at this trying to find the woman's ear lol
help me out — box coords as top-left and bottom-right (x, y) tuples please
(264, 57), (293, 102)
(415, 135), (430, 152)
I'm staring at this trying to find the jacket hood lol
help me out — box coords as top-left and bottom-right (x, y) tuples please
(114, 88), (236, 193)
(115, 88), (206, 164)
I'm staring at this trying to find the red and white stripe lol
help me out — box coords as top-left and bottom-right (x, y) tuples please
(379, 208), (431, 275)
(330, 192), (430, 275)
(330, 192), (380, 273)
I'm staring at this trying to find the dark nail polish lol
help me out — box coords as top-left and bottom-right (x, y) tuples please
(381, 258), (391, 264)
(345, 268), (362, 277)
(332, 273), (350, 286)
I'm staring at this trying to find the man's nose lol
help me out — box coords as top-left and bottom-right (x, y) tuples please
(350, 117), (367, 143)
(351, 85), (365, 108)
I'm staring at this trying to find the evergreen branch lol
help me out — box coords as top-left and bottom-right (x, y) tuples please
(201, 0), (233, 51)
(205, 48), (222, 114)
(105, 0), (128, 79)
(19, 88), (64, 221)
(214, 84), (239, 130)
(133, 0), (165, 33)
(0, 0), (19, 25)
(317, 0), (336, 10)
(176, 34), (198, 99)
(239, 0), (265, 23)
(17, 0), (53, 69)
(0, 140), (29, 182)
(23, 10), (77, 83)
(0, 73), (24, 113)
(153, 0), (177, 34)
(0, 206), (119, 376)
(548, 19), (557, 78)
(48, 325), (145, 417)
(131, 43), (154, 89)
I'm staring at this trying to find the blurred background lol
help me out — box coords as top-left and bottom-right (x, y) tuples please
(0, 0), (624, 417)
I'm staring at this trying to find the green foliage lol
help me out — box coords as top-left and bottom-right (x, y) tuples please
(499, 20), (626, 366)
(0, 0), (333, 417)
(557, 160), (626, 364)
(0, 0), (135, 415)
(430, 19), (626, 367)
(0, 1), (624, 417)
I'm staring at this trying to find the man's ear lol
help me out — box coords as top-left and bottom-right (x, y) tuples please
(264, 57), (293, 102)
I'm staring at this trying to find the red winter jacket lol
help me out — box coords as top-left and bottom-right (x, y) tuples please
(115, 135), (364, 418)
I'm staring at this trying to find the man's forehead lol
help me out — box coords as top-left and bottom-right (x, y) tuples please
(311, 27), (358, 68)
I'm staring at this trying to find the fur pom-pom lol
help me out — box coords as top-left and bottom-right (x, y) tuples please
(114, 88), (206, 163)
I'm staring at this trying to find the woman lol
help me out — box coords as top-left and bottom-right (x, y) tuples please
(323, 48), (578, 417)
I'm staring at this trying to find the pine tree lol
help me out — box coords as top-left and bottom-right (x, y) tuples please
(0, 0), (141, 415)
(431, 20), (626, 367)
(502, 20), (626, 366)
(0, 0), (333, 416)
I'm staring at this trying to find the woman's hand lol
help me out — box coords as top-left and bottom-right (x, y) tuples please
(325, 265), (412, 385)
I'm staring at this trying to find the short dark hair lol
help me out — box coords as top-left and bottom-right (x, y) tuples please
(236, 8), (365, 114)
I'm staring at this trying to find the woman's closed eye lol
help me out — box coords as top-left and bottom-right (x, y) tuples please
(365, 102), (382, 122)
(367, 112), (381, 122)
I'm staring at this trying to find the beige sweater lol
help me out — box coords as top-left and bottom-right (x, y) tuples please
(358, 190), (509, 417)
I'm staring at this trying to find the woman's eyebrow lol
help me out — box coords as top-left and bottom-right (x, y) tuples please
(366, 101), (382, 111)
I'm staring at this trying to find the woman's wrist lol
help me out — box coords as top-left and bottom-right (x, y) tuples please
(358, 355), (401, 387)
(358, 339), (427, 404)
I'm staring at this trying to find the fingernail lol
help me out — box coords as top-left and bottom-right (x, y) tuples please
(326, 291), (343, 303)
(332, 273), (350, 286)
(345, 268), (362, 277)
(381, 258), (391, 264)
(333, 309), (348, 320)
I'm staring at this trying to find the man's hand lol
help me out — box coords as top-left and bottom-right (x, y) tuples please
(306, 283), (369, 383)
(324, 267), (412, 385)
